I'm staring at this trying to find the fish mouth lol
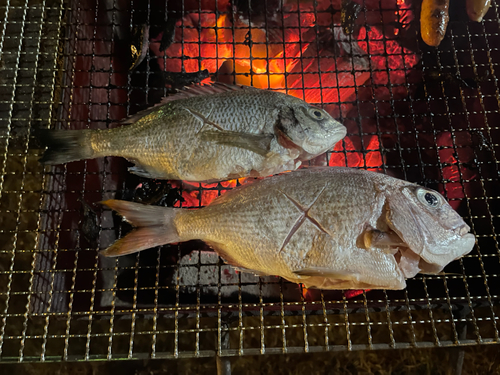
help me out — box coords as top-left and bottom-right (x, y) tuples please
(373, 225), (475, 279)
(274, 118), (346, 159)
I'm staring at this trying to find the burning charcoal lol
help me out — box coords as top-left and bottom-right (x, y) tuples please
(133, 179), (183, 206)
(130, 23), (149, 70)
(233, 0), (282, 28)
(456, 70), (490, 89)
(436, 132), (478, 211)
(286, 28), (371, 104)
(157, 186), (184, 207)
(420, 68), (487, 93)
(171, 251), (302, 303)
(150, 12), (234, 74)
(324, 27), (369, 69)
(162, 69), (210, 88)
(159, 16), (179, 52)
(344, 289), (370, 299)
(79, 199), (100, 245)
(468, 130), (500, 178)
(470, 129), (492, 151)
(429, 71), (462, 86)
(341, 0), (362, 36)
(330, 135), (384, 170)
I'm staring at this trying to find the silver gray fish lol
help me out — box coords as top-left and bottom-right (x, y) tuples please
(39, 83), (346, 182)
(100, 167), (475, 290)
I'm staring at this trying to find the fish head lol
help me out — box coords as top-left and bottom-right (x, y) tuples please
(384, 184), (475, 276)
(276, 102), (346, 158)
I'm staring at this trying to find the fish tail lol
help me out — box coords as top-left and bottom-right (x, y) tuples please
(37, 129), (95, 165)
(100, 199), (182, 257)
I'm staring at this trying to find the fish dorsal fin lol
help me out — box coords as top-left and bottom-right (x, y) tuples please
(293, 268), (360, 281)
(119, 82), (256, 125)
(162, 82), (256, 103)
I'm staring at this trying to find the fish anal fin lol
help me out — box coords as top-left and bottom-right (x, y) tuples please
(293, 267), (359, 281)
(205, 242), (267, 276)
(233, 267), (268, 277)
(199, 130), (274, 156)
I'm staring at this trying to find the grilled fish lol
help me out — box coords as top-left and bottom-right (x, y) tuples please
(38, 83), (346, 182)
(100, 167), (475, 290)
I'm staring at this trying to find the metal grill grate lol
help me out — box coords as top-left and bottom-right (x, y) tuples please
(0, 0), (500, 363)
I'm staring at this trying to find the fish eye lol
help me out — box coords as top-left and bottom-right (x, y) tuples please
(416, 188), (443, 208)
(307, 107), (326, 120)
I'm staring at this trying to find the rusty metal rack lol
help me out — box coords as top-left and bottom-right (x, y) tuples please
(0, 0), (499, 364)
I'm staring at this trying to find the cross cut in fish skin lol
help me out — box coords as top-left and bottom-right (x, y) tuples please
(276, 185), (331, 255)
(100, 167), (476, 290)
(185, 106), (223, 132)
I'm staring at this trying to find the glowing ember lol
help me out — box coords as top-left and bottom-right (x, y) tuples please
(301, 285), (313, 300)
(301, 285), (370, 300)
(330, 135), (384, 170)
(172, 177), (257, 207)
(150, 2), (419, 101)
(344, 289), (369, 299)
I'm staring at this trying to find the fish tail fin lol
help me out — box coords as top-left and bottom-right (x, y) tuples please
(100, 199), (181, 257)
(37, 129), (95, 165)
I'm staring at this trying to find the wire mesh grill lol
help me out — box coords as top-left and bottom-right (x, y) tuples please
(0, 0), (500, 363)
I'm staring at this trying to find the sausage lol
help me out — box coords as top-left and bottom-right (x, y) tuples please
(466, 0), (491, 21)
(420, 0), (450, 47)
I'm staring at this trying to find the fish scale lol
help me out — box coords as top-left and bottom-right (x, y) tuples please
(101, 167), (476, 290)
(39, 83), (346, 182)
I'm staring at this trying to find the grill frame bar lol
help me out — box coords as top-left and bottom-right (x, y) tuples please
(0, 0), (499, 363)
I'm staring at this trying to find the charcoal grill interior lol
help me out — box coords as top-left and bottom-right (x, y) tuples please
(1, 0), (500, 363)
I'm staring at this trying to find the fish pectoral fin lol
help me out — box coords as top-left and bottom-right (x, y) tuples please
(292, 268), (359, 281)
(363, 229), (406, 249)
(199, 130), (274, 157)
